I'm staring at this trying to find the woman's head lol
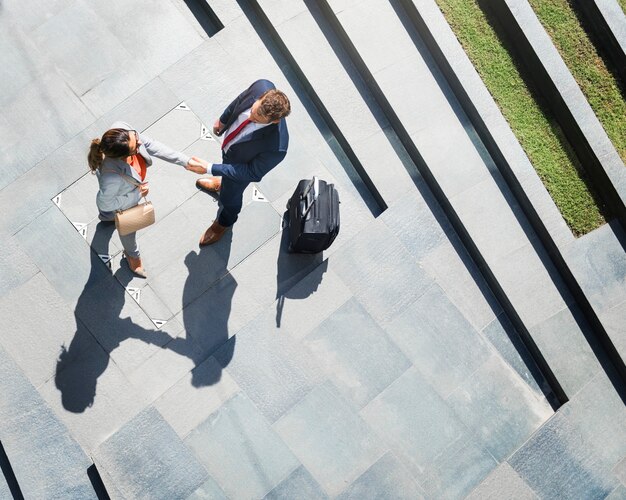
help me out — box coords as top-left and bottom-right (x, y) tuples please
(88, 128), (140, 172)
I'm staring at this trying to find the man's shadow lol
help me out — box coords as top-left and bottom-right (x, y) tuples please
(55, 222), (237, 413)
(275, 212), (327, 327)
(154, 230), (236, 387)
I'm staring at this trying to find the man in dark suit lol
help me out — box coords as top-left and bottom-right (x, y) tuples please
(189, 79), (290, 245)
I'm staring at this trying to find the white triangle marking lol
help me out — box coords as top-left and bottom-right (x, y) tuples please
(200, 124), (215, 141)
(252, 186), (267, 202)
(72, 222), (88, 240)
(126, 287), (141, 303)
(176, 102), (190, 110)
(52, 193), (62, 207)
(98, 254), (113, 270)
(151, 319), (167, 329)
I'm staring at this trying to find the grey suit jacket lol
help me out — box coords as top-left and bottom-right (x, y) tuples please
(96, 121), (190, 215)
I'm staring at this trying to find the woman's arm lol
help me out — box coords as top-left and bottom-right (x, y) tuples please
(139, 133), (190, 167)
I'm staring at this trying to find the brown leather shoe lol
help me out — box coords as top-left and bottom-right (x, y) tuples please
(125, 253), (147, 278)
(196, 177), (221, 193)
(199, 220), (228, 246)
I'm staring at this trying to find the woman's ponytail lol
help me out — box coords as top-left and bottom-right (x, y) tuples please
(88, 129), (131, 173)
(88, 138), (104, 173)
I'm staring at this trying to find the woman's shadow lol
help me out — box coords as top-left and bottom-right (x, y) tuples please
(55, 223), (237, 413)
(55, 223), (162, 412)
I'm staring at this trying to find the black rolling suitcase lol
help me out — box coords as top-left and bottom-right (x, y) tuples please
(287, 177), (340, 253)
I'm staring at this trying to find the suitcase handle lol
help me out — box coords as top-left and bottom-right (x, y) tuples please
(301, 176), (319, 219)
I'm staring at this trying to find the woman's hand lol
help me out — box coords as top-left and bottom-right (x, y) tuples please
(186, 156), (208, 175)
(139, 182), (149, 197)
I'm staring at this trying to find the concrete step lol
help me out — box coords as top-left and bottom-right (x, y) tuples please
(319, 0), (604, 402)
(0, 344), (97, 498)
(254, 0), (421, 211)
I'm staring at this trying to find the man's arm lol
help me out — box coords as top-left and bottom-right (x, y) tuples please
(211, 150), (286, 183)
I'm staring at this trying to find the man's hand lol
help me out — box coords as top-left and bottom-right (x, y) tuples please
(185, 156), (208, 175)
(213, 119), (225, 136)
(139, 182), (149, 197)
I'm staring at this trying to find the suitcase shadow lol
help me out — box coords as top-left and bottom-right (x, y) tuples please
(275, 212), (328, 327)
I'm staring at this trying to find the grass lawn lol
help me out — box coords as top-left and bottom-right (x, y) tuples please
(529, 0), (626, 165)
(618, 0), (626, 14)
(435, 0), (606, 236)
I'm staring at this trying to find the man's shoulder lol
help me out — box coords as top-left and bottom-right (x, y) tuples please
(249, 79), (275, 97)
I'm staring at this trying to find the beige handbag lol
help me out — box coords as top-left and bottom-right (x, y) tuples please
(115, 199), (155, 236)
(102, 168), (155, 236)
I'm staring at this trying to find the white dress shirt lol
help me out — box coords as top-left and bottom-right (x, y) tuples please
(208, 108), (271, 175)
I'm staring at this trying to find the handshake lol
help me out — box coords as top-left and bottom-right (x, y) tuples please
(184, 120), (224, 175)
(185, 156), (210, 175)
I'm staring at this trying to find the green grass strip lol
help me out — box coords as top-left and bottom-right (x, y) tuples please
(529, 0), (626, 165)
(618, 0), (626, 15)
(435, 0), (605, 235)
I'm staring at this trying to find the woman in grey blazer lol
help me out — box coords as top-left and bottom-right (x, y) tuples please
(88, 121), (203, 277)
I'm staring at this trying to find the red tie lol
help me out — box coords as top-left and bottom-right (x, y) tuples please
(221, 118), (251, 150)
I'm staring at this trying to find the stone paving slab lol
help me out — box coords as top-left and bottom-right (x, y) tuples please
(465, 462), (538, 500)
(420, 234), (501, 332)
(563, 221), (626, 315)
(95, 406), (208, 500)
(187, 476), (228, 500)
(0, 72), (95, 191)
(508, 408), (619, 499)
(304, 297), (410, 409)
(32, 0), (151, 118)
(185, 392), (299, 499)
(482, 313), (549, 399)
(420, 433), (496, 499)
(360, 366), (466, 483)
(214, 302), (325, 424)
(608, 485), (626, 499)
(329, 218), (433, 325)
(274, 382), (385, 497)
(265, 465), (328, 500)
(40, 326), (149, 451)
(90, 0), (204, 81)
(529, 307), (602, 397)
(0, 235), (39, 301)
(154, 355), (240, 439)
(387, 283), (491, 398)
(0, 272), (85, 388)
(336, 451), (425, 500)
(446, 354), (551, 462)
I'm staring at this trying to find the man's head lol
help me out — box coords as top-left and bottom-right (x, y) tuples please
(250, 89), (291, 124)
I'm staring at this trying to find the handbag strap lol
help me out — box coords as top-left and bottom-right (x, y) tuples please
(101, 167), (149, 209)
